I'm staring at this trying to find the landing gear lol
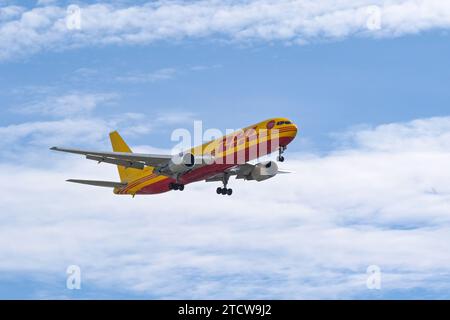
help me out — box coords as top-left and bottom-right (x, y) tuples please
(277, 146), (287, 162)
(217, 173), (233, 196)
(217, 187), (233, 196)
(169, 182), (185, 191)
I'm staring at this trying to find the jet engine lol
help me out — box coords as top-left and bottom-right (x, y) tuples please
(167, 152), (195, 174)
(250, 161), (279, 181)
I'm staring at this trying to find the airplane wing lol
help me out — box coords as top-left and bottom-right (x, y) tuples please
(205, 163), (292, 182)
(50, 147), (172, 169)
(204, 165), (249, 182)
(66, 179), (128, 188)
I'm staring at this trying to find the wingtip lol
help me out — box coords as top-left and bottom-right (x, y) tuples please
(278, 170), (294, 174)
(50, 146), (57, 151)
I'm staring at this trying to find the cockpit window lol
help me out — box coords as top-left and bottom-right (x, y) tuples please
(277, 121), (292, 125)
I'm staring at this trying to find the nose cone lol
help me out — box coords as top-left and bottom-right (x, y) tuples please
(277, 119), (298, 147)
(292, 122), (299, 134)
(288, 120), (299, 138)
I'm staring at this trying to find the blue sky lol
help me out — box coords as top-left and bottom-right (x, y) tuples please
(1, 0), (450, 299)
(2, 32), (450, 152)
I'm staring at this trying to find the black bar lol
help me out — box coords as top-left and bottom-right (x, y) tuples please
(1, 300), (448, 318)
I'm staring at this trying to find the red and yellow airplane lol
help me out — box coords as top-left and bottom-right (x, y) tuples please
(51, 118), (298, 196)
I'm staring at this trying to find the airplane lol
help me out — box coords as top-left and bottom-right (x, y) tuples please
(51, 118), (298, 196)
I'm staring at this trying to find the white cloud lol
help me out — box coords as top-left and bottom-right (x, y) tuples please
(115, 68), (177, 83)
(0, 113), (158, 154)
(0, 92), (122, 156)
(0, 5), (23, 21)
(338, 117), (450, 152)
(36, 0), (58, 5)
(155, 111), (197, 125)
(18, 92), (117, 117)
(1, 115), (450, 298)
(1, 1), (450, 61)
(0, 92), (199, 160)
(0, 118), (111, 149)
(114, 65), (221, 84)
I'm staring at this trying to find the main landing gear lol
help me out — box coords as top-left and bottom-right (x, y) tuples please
(277, 146), (287, 162)
(217, 173), (233, 196)
(169, 182), (185, 191)
(217, 187), (233, 196)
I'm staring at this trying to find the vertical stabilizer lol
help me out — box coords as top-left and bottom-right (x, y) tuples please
(109, 131), (141, 182)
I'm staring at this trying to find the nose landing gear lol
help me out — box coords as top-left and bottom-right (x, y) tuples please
(277, 146), (287, 162)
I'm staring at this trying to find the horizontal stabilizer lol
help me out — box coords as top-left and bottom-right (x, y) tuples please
(66, 179), (128, 188)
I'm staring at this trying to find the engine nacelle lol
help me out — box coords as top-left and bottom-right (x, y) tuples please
(250, 161), (279, 182)
(167, 152), (195, 174)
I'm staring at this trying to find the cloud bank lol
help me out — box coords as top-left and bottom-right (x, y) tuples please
(1, 0), (450, 61)
(1, 113), (450, 298)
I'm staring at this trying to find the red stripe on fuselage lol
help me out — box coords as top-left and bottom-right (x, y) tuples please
(119, 173), (157, 194)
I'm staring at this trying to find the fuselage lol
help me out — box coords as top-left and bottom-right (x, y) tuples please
(115, 118), (298, 195)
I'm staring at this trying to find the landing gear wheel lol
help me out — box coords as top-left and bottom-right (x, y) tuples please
(170, 182), (185, 191)
(277, 156), (285, 162)
(217, 173), (233, 196)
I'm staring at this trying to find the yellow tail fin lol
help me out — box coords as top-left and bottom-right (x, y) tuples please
(109, 131), (141, 183)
